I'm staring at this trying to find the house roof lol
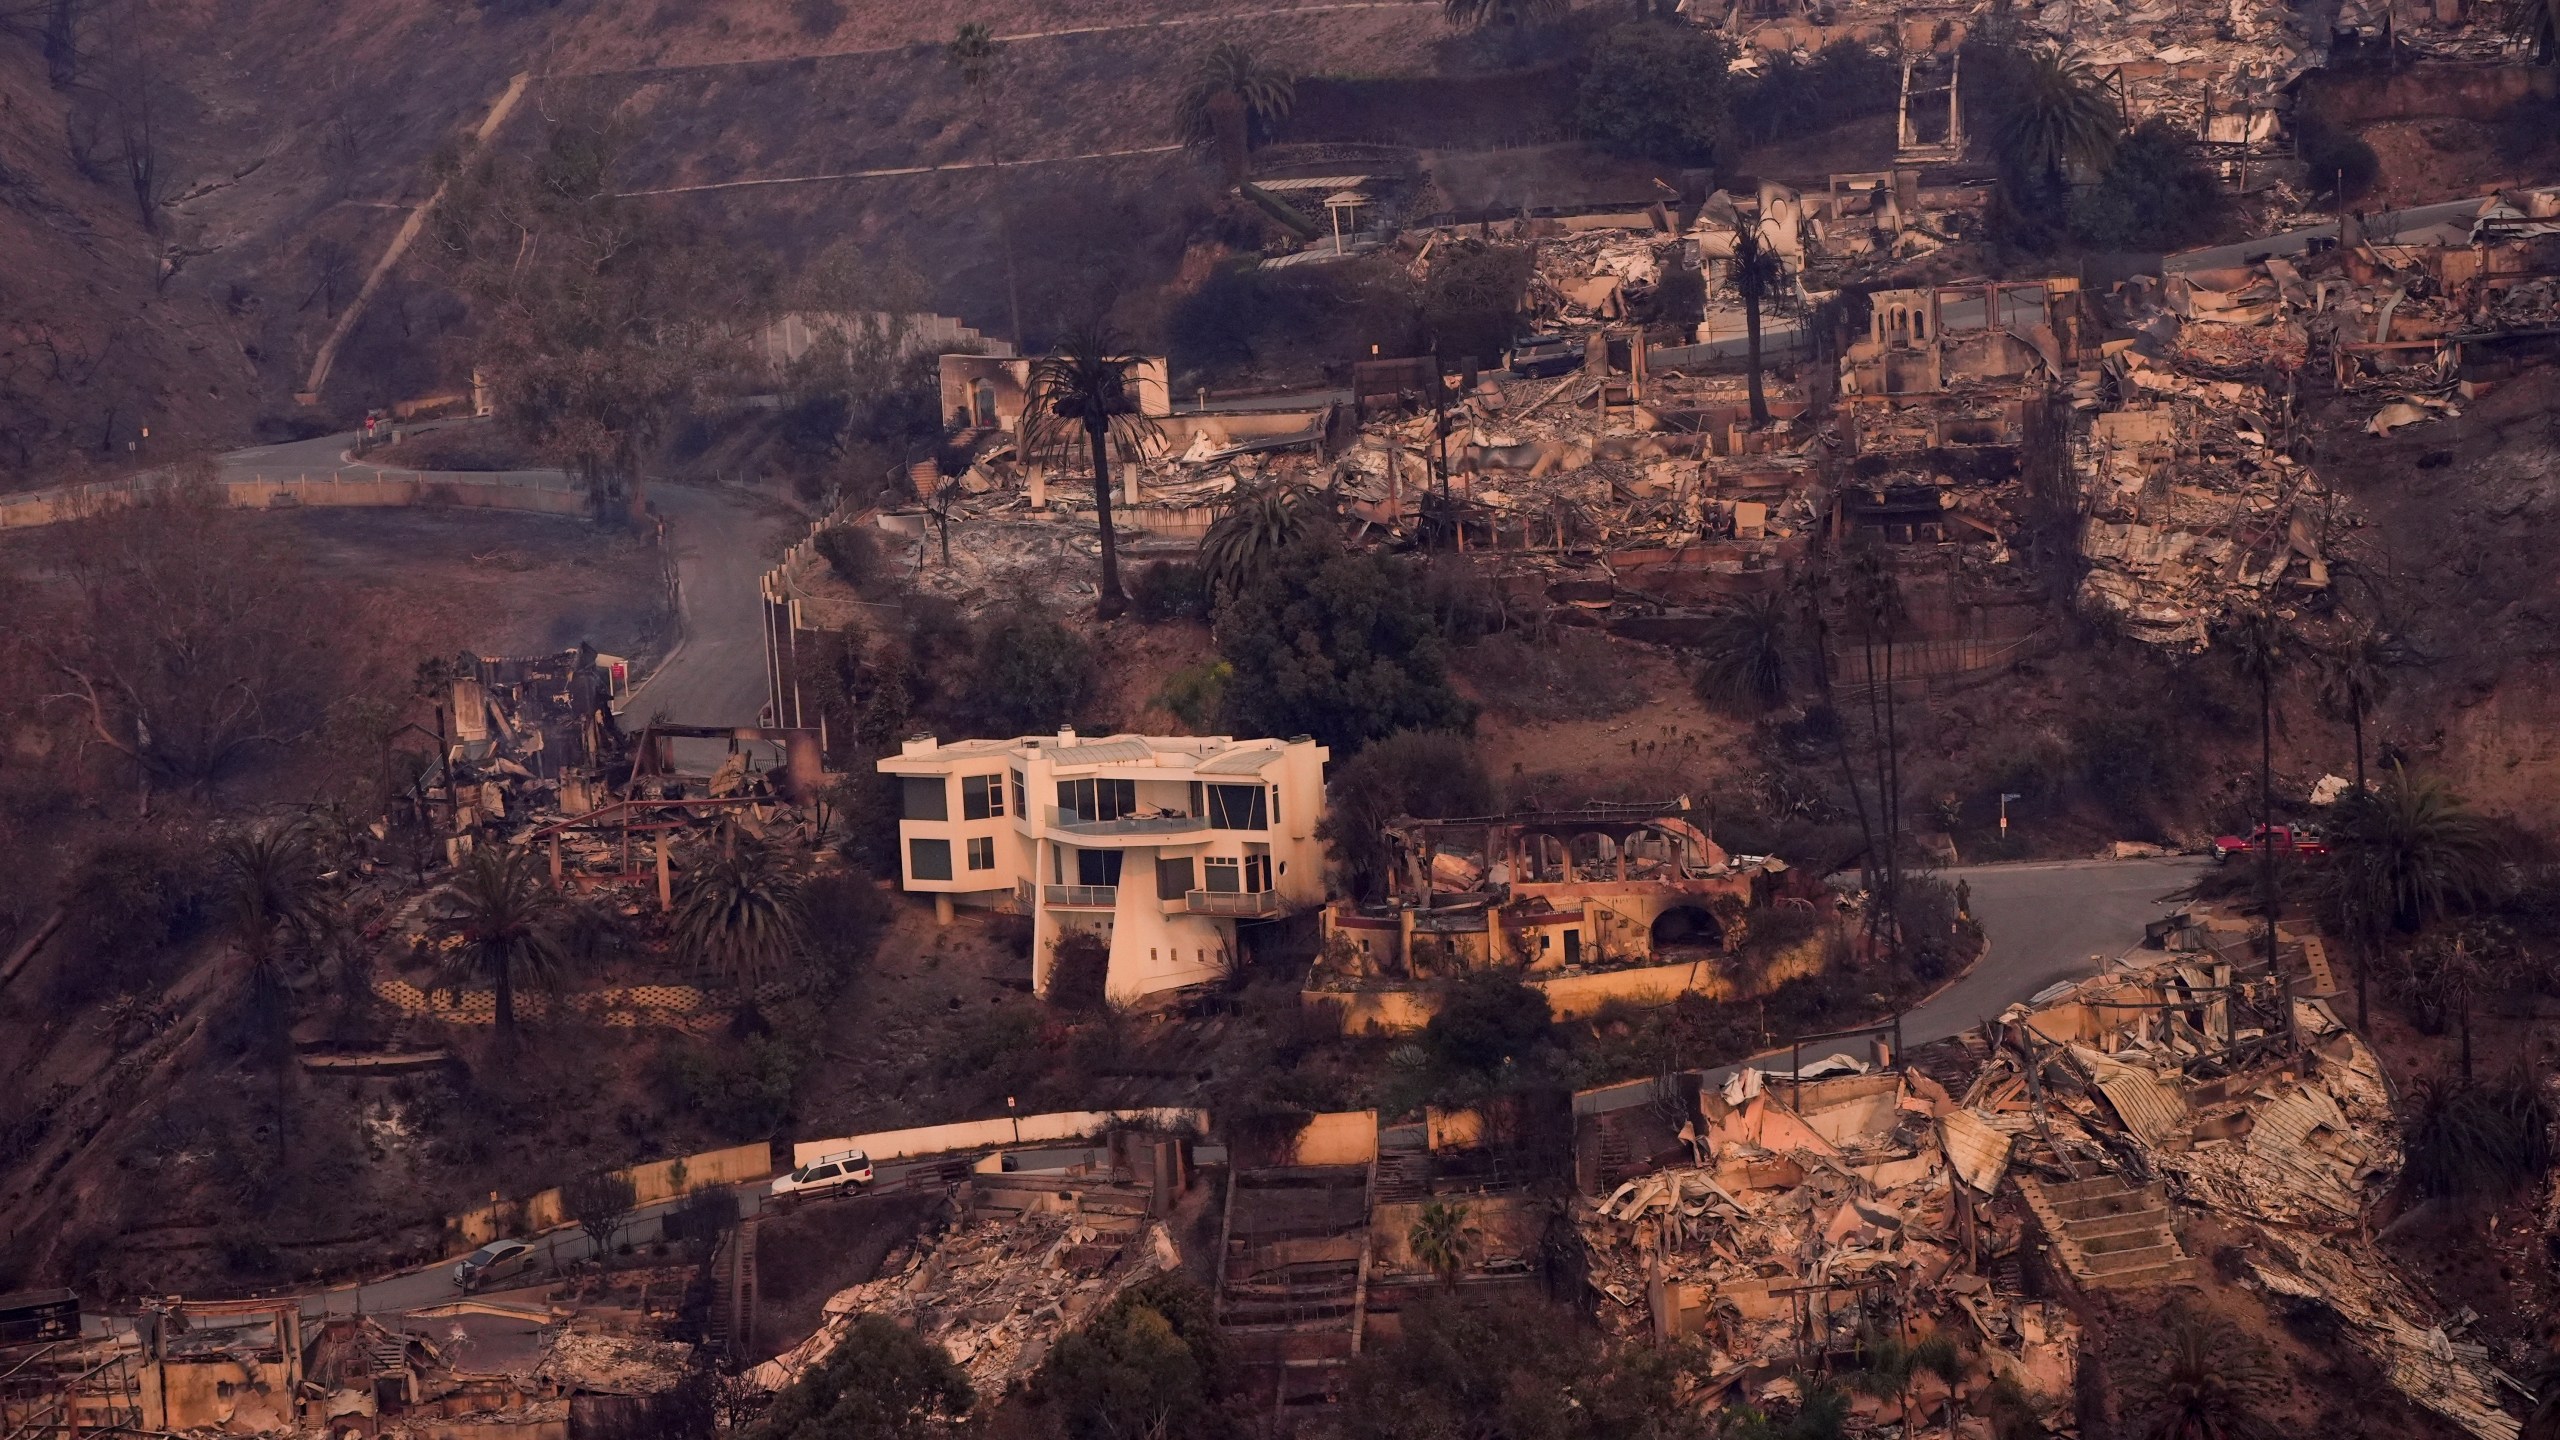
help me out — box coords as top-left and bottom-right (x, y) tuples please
(1048, 739), (1156, 766)
(1193, 746), (1284, 775)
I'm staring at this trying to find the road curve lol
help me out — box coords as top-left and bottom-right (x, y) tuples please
(215, 428), (782, 763)
(1685, 856), (2209, 1092)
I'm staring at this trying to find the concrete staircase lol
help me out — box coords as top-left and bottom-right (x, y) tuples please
(2015, 1174), (2199, 1291)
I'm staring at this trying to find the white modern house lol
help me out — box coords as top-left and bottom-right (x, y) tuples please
(879, 729), (1331, 1003)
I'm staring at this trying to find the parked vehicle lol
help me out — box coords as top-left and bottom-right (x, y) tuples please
(771, 1151), (875, 1200)
(1507, 334), (1579, 379)
(2211, 824), (2329, 862)
(453, 1238), (537, 1292)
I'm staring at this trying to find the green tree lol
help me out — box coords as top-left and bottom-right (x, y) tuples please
(2325, 766), (2506, 934)
(2117, 1299), (2282, 1440)
(1425, 968), (1551, 1077)
(1693, 589), (1794, 712)
(442, 844), (567, 1039)
(1726, 223), (1785, 427)
(1175, 41), (1295, 186)
(1407, 1201), (1476, 1288)
(2217, 606), (2286, 977)
(1215, 538), (1475, 753)
(1021, 327), (1162, 620)
(1995, 48), (2118, 191)
(1029, 1275), (1230, 1440)
(955, 606), (1096, 736)
(1575, 21), (1734, 165)
(1199, 483), (1316, 601)
(1422, 240), (1532, 365)
(672, 836), (809, 992)
(746, 1313), (973, 1440)
(1316, 729), (1497, 900)
(216, 822), (328, 1023)
(2066, 120), (2226, 251)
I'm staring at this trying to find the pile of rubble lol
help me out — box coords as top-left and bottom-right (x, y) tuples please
(1576, 1065), (2076, 1422)
(1570, 897), (2525, 1436)
(748, 1203), (1181, 1403)
(2073, 186), (2560, 647)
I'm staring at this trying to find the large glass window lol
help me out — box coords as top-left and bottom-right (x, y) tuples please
(966, 837), (996, 870)
(1156, 856), (1196, 896)
(1057, 777), (1137, 823)
(1244, 850), (1273, 893)
(1207, 784), (1267, 830)
(909, 838), (953, 881)
(1202, 856), (1242, 893)
(1075, 849), (1124, 886)
(962, 773), (1005, 820)
(1010, 770), (1027, 817)
(901, 777), (948, 821)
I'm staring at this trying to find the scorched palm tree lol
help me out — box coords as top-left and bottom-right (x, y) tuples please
(1022, 328), (1163, 621)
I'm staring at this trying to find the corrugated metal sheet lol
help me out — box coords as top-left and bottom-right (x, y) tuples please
(1194, 746), (1284, 775)
(2070, 1045), (2188, 1148)
(1940, 1109), (2012, 1194)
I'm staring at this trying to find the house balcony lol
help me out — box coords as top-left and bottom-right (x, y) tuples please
(1042, 884), (1119, 909)
(1182, 889), (1284, 918)
(1044, 806), (1210, 838)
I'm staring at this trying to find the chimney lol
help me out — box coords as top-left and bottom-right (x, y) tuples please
(1057, 726), (1076, 744)
(900, 734), (939, 757)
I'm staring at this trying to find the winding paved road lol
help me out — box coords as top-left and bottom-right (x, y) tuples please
(1662, 855), (2210, 1099)
(218, 426), (782, 771)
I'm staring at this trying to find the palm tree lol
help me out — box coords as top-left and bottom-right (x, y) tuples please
(1996, 49), (2119, 192)
(2325, 765), (2505, 933)
(2120, 1300), (2282, 1440)
(1407, 1201), (1476, 1288)
(1847, 546), (1909, 974)
(2320, 627), (2392, 794)
(947, 23), (1023, 345)
(2218, 605), (2286, 976)
(217, 822), (330, 1163)
(672, 834), (809, 993)
(1442, 0), (1568, 27)
(1693, 590), (1793, 712)
(1021, 328), (1163, 620)
(443, 844), (567, 1039)
(1174, 42), (1295, 187)
(1726, 223), (1785, 427)
(218, 822), (329, 1022)
(1200, 483), (1312, 600)
(946, 21), (995, 86)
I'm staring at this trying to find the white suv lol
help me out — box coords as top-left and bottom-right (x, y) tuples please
(771, 1151), (874, 1200)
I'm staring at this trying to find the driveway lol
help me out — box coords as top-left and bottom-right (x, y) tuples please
(1676, 856), (2207, 1095)
(220, 425), (783, 775)
(619, 481), (789, 774)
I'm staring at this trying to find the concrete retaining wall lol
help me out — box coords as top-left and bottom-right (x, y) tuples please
(0, 468), (591, 530)
(450, 1140), (772, 1248)
(791, 1107), (1207, 1169)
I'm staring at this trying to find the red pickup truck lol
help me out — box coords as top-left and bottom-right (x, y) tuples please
(2212, 824), (2329, 862)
